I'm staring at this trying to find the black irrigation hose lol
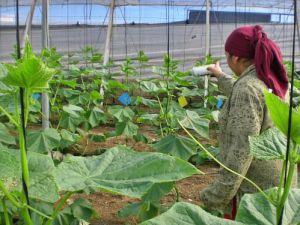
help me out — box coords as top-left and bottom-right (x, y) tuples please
(279, 0), (297, 224)
(16, 0), (30, 206)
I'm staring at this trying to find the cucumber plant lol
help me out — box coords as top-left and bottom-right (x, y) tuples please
(142, 91), (300, 225)
(0, 40), (201, 225)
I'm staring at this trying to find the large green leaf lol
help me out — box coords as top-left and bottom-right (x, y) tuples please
(27, 128), (61, 153)
(0, 123), (15, 145)
(2, 40), (55, 89)
(0, 150), (59, 203)
(60, 129), (80, 149)
(265, 92), (300, 144)
(236, 188), (300, 225)
(249, 127), (286, 160)
(180, 87), (203, 97)
(137, 114), (159, 125)
(54, 146), (200, 198)
(107, 105), (135, 122)
(179, 110), (210, 138)
(59, 112), (82, 132)
(87, 107), (106, 128)
(115, 121), (138, 137)
(27, 152), (60, 203)
(139, 81), (162, 93)
(62, 104), (84, 118)
(0, 149), (20, 194)
(133, 96), (159, 108)
(153, 134), (198, 161)
(119, 183), (174, 221)
(140, 202), (243, 225)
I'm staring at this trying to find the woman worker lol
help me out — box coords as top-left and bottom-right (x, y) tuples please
(200, 25), (292, 219)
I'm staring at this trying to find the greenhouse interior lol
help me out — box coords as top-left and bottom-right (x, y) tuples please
(0, 0), (300, 224)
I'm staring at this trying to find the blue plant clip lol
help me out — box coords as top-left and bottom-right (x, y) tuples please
(118, 92), (131, 106)
(216, 98), (223, 109)
(32, 93), (41, 100)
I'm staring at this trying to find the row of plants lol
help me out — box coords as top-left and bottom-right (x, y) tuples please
(0, 40), (206, 225)
(0, 40), (299, 224)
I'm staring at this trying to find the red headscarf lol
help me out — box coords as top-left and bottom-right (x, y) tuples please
(225, 25), (288, 99)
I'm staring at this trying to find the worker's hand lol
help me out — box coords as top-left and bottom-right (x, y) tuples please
(207, 61), (224, 79)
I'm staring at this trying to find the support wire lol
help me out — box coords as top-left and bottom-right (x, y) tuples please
(279, 0), (297, 224)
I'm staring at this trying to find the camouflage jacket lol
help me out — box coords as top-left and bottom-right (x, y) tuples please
(200, 65), (295, 211)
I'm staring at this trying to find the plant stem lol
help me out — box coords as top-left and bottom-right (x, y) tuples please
(27, 205), (52, 220)
(0, 181), (21, 208)
(0, 106), (19, 127)
(50, 82), (61, 106)
(174, 186), (180, 202)
(44, 192), (73, 225)
(178, 120), (271, 202)
(18, 125), (30, 187)
(21, 206), (33, 225)
(276, 162), (296, 224)
(1, 199), (11, 225)
(24, 89), (30, 127)
(276, 160), (287, 204)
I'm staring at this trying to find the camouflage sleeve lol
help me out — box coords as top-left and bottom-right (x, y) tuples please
(200, 84), (265, 210)
(217, 74), (235, 97)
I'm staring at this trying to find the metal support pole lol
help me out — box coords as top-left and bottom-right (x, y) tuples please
(103, 0), (115, 65)
(204, 0), (211, 108)
(100, 0), (115, 102)
(21, 0), (37, 48)
(42, 0), (50, 129)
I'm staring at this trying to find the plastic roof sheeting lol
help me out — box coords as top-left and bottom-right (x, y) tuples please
(0, 0), (294, 8)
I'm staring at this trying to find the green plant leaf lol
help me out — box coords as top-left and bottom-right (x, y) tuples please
(141, 182), (174, 202)
(249, 127), (286, 160)
(63, 104), (84, 118)
(265, 91), (300, 144)
(28, 152), (60, 203)
(137, 114), (159, 124)
(180, 87), (204, 97)
(107, 105), (135, 122)
(2, 40), (55, 89)
(179, 110), (210, 138)
(87, 107), (106, 128)
(0, 123), (15, 145)
(88, 133), (106, 143)
(141, 202), (243, 225)
(58, 79), (77, 88)
(59, 112), (82, 132)
(70, 198), (96, 221)
(133, 96), (159, 108)
(140, 81), (162, 93)
(119, 182), (174, 221)
(0, 150), (59, 203)
(236, 188), (300, 225)
(115, 121), (138, 137)
(68, 93), (90, 105)
(27, 128), (61, 153)
(60, 129), (80, 149)
(0, 149), (20, 194)
(153, 134), (198, 161)
(54, 146), (200, 197)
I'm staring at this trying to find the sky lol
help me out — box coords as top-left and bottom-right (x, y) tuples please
(0, 4), (294, 25)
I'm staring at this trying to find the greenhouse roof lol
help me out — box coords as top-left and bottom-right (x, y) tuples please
(0, 0), (294, 8)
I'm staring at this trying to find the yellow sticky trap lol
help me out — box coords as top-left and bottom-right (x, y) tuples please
(178, 96), (188, 107)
